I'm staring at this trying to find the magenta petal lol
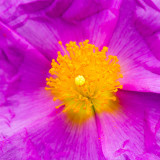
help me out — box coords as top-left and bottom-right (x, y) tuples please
(18, 0), (53, 13)
(0, 89), (55, 159)
(0, 91), (105, 160)
(62, 0), (114, 21)
(81, 0), (121, 47)
(135, 0), (160, 60)
(46, 0), (73, 18)
(0, 0), (121, 61)
(108, 0), (160, 93)
(0, 89), (55, 137)
(96, 90), (160, 159)
(0, 21), (50, 103)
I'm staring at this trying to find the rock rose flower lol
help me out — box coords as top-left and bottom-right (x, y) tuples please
(0, 0), (160, 160)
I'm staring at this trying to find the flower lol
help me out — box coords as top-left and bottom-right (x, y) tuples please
(0, 0), (160, 160)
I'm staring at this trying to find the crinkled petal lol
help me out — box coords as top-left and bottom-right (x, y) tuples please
(96, 90), (160, 159)
(81, 1), (121, 47)
(0, 89), (55, 137)
(0, 0), (121, 61)
(135, 0), (160, 60)
(108, 0), (160, 93)
(62, 0), (113, 20)
(0, 90), (106, 160)
(0, 21), (50, 103)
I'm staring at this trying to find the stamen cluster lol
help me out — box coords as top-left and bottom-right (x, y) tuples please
(46, 40), (123, 114)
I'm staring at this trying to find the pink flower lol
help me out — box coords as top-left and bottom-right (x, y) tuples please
(0, 0), (160, 159)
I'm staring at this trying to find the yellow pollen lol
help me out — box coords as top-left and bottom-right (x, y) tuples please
(75, 75), (85, 86)
(46, 40), (123, 122)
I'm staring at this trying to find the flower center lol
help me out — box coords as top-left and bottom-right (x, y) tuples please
(46, 40), (123, 117)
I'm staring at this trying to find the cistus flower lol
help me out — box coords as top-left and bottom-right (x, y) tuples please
(0, 0), (160, 160)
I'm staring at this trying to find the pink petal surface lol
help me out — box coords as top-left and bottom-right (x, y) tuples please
(135, 0), (160, 60)
(97, 90), (160, 159)
(1, 0), (160, 93)
(1, 89), (160, 159)
(107, 0), (160, 93)
(0, 89), (106, 160)
(0, 21), (50, 102)
(0, 0), (121, 60)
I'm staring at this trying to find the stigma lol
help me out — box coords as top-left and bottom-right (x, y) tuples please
(46, 40), (123, 118)
(75, 75), (85, 86)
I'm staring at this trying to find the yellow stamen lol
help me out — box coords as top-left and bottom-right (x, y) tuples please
(46, 40), (123, 123)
